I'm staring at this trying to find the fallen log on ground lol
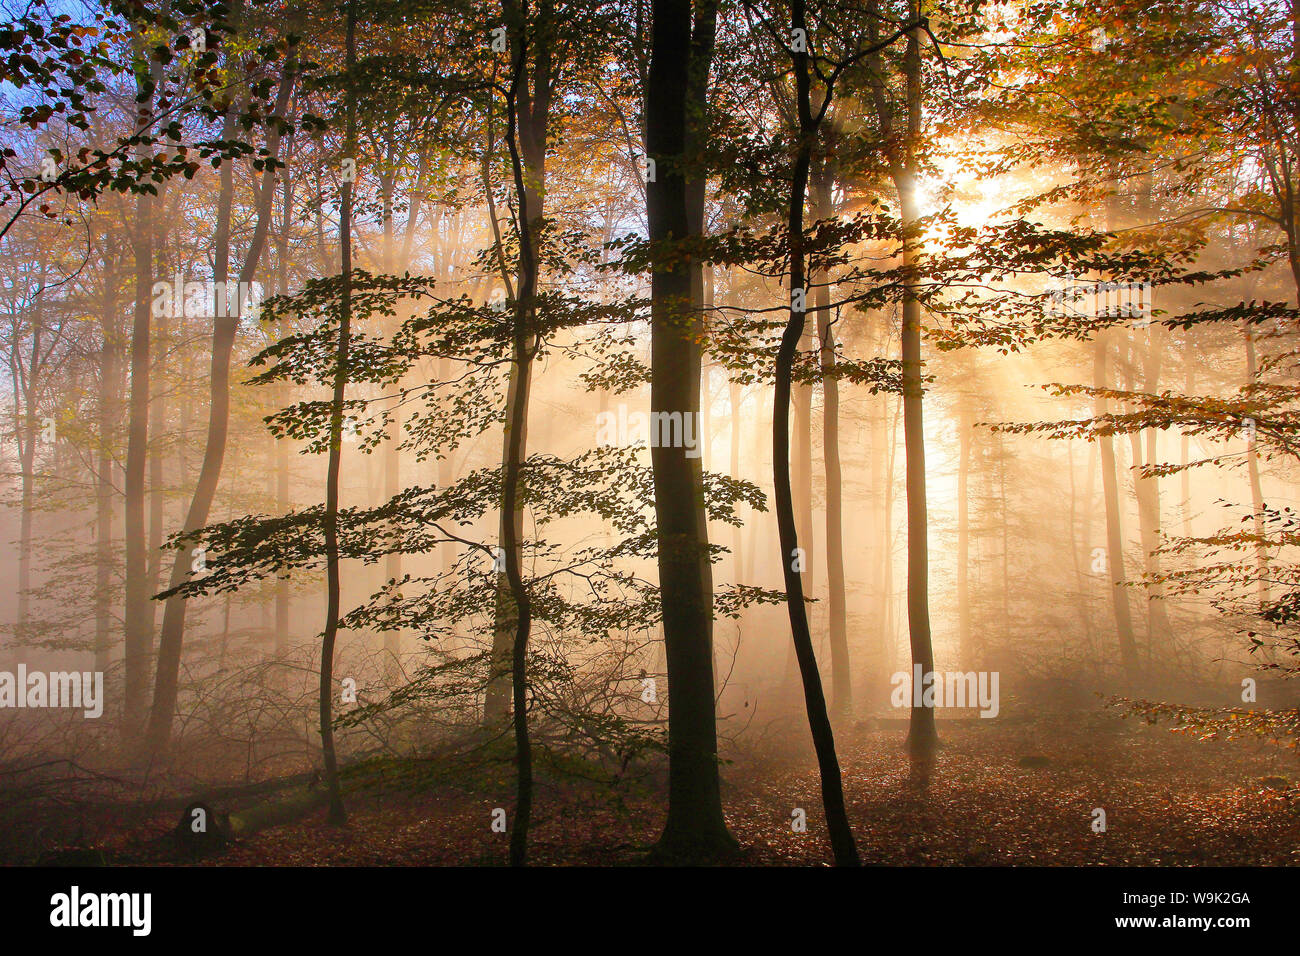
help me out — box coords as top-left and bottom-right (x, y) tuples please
(174, 784), (332, 859)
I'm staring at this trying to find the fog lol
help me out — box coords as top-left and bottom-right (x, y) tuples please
(0, 0), (1297, 872)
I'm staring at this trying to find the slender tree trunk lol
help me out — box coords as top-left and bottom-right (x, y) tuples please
(1181, 360), (1193, 543)
(273, 412), (291, 651)
(812, 162), (849, 719)
(1094, 333), (1140, 677)
(380, 171), (403, 678)
(381, 432), (401, 672)
(783, 319), (815, 693)
(866, 0), (937, 753)
(1129, 328), (1172, 660)
(123, 25), (162, 744)
(147, 311), (167, 626)
(870, 356), (890, 681)
(897, 166), (937, 752)
(502, 9), (539, 862)
(145, 54), (295, 756)
(1244, 326), (1270, 606)
(274, 169), (293, 655)
(16, 383), (37, 639)
(792, 324), (814, 596)
(486, 0), (551, 723)
(10, 263), (49, 645)
(95, 318), (120, 675)
(999, 434), (1009, 628)
(957, 400), (974, 669)
(437, 357), (455, 582)
(729, 380), (745, 585)
(773, 0), (859, 866)
(485, 358), (531, 721)
(879, 392), (901, 678)
(685, 0), (718, 701)
(317, 7), (356, 826)
(1067, 436), (1095, 660)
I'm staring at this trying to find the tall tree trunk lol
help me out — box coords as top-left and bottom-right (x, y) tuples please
(145, 52), (295, 756)
(95, 313), (120, 675)
(382, 426), (401, 674)
(999, 433), (1010, 628)
(1181, 360), (1193, 542)
(485, 0), (551, 723)
(1129, 327), (1172, 662)
(878, 389), (901, 679)
(897, 164), (937, 748)
(899, 217), (938, 755)
(866, 0), (937, 753)
(317, 6), (357, 826)
(792, 325), (814, 596)
(380, 169), (403, 678)
(1244, 326), (1270, 606)
(147, 311), (167, 624)
(502, 6), (540, 863)
(123, 24), (163, 745)
(957, 399), (974, 669)
(1094, 333), (1140, 677)
(16, 359), (38, 641)
(686, 0), (718, 706)
(773, 0), (859, 866)
(729, 380), (745, 585)
(437, 357), (455, 582)
(485, 358), (532, 721)
(147, 191), (174, 608)
(10, 258), (49, 647)
(870, 352), (891, 683)
(783, 319), (815, 693)
(647, 0), (734, 860)
(812, 161), (850, 719)
(1067, 435), (1096, 662)
(274, 168), (294, 655)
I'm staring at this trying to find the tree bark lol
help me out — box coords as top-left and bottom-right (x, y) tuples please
(123, 24), (163, 746)
(1094, 333), (1140, 677)
(1127, 328), (1172, 663)
(274, 163), (294, 655)
(957, 400), (974, 669)
(772, 0), (859, 866)
(95, 300), (121, 675)
(501, 5), (540, 863)
(317, 6), (356, 826)
(729, 380), (745, 585)
(485, 0), (551, 723)
(145, 51), (296, 757)
(646, 0), (734, 860)
(811, 160), (850, 719)
(1244, 326), (1270, 607)
(865, 0), (937, 753)
(897, 28), (938, 753)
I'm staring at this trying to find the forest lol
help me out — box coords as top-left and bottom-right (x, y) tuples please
(0, 0), (1298, 876)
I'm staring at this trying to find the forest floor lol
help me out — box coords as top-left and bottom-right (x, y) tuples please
(97, 704), (1300, 866)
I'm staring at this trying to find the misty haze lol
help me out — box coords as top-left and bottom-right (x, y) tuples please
(0, 0), (1297, 889)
